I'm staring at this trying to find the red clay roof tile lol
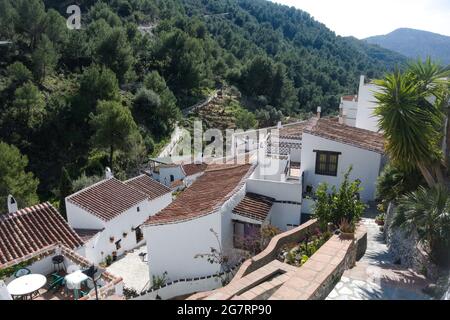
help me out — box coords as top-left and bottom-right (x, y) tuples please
(145, 164), (254, 226)
(304, 117), (385, 154)
(182, 163), (208, 176)
(67, 178), (149, 222)
(232, 193), (275, 222)
(342, 95), (358, 102)
(0, 203), (84, 265)
(73, 228), (103, 242)
(125, 174), (171, 200)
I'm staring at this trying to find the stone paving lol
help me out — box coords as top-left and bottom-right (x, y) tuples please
(326, 218), (432, 300)
(106, 245), (149, 292)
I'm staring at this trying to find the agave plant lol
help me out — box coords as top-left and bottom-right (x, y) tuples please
(394, 184), (450, 267)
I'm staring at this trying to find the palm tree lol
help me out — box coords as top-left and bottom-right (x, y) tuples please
(374, 69), (444, 186)
(408, 58), (450, 173)
(394, 185), (450, 267)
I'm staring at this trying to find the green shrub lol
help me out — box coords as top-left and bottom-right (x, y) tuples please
(394, 185), (450, 268)
(313, 166), (366, 229)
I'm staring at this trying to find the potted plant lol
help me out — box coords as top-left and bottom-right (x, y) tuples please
(339, 218), (355, 240)
(112, 251), (117, 262)
(375, 213), (385, 226)
(109, 236), (115, 243)
(123, 232), (128, 238)
(105, 255), (112, 266)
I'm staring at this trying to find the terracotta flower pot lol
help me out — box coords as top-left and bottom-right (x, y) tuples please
(339, 232), (354, 240)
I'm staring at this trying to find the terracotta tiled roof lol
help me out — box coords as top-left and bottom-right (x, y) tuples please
(182, 163), (208, 176)
(278, 119), (317, 139)
(304, 117), (385, 154)
(342, 95), (358, 102)
(145, 164), (254, 226)
(232, 193), (275, 222)
(125, 174), (171, 200)
(74, 228), (103, 242)
(0, 203), (84, 265)
(170, 179), (184, 189)
(67, 178), (148, 222)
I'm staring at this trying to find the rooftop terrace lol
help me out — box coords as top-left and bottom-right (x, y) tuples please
(1, 244), (123, 300)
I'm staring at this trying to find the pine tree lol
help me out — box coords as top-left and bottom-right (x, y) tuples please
(58, 167), (73, 220)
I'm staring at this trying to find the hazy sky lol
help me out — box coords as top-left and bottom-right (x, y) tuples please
(271, 0), (450, 39)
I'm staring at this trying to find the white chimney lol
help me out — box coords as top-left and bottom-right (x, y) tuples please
(7, 195), (18, 213)
(105, 167), (113, 179)
(317, 106), (322, 118)
(277, 121), (282, 129)
(194, 152), (203, 165)
(339, 110), (347, 125)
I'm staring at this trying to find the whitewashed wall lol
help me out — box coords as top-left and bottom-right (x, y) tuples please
(355, 76), (381, 132)
(134, 271), (237, 300)
(340, 100), (358, 127)
(3, 255), (56, 285)
(268, 203), (302, 231)
(157, 166), (184, 187)
(301, 133), (382, 202)
(144, 212), (222, 285)
(246, 178), (302, 203)
(134, 277), (222, 300)
(302, 198), (315, 215)
(0, 281), (12, 300)
(251, 159), (288, 182)
(66, 201), (105, 230)
(220, 186), (246, 264)
(68, 194), (172, 264)
(289, 147), (302, 163)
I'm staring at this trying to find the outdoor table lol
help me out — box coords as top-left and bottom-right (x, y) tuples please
(65, 270), (88, 300)
(7, 274), (47, 300)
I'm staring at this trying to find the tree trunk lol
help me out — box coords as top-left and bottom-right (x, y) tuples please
(418, 163), (437, 187)
(434, 164), (446, 185)
(110, 145), (114, 170)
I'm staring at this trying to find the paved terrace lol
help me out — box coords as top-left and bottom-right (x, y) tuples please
(106, 245), (149, 292)
(327, 218), (431, 300)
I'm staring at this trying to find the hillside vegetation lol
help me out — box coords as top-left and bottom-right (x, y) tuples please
(0, 0), (405, 213)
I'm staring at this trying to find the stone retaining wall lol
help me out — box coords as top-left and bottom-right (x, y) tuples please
(384, 202), (440, 280)
(231, 219), (319, 282)
(192, 222), (367, 300)
(271, 224), (366, 300)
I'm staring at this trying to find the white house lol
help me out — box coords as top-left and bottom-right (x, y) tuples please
(141, 156), (309, 294)
(339, 95), (358, 127)
(144, 164), (271, 285)
(340, 75), (382, 132)
(148, 157), (208, 190)
(66, 174), (172, 264)
(251, 110), (385, 218)
(299, 117), (386, 214)
(0, 203), (125, 300)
